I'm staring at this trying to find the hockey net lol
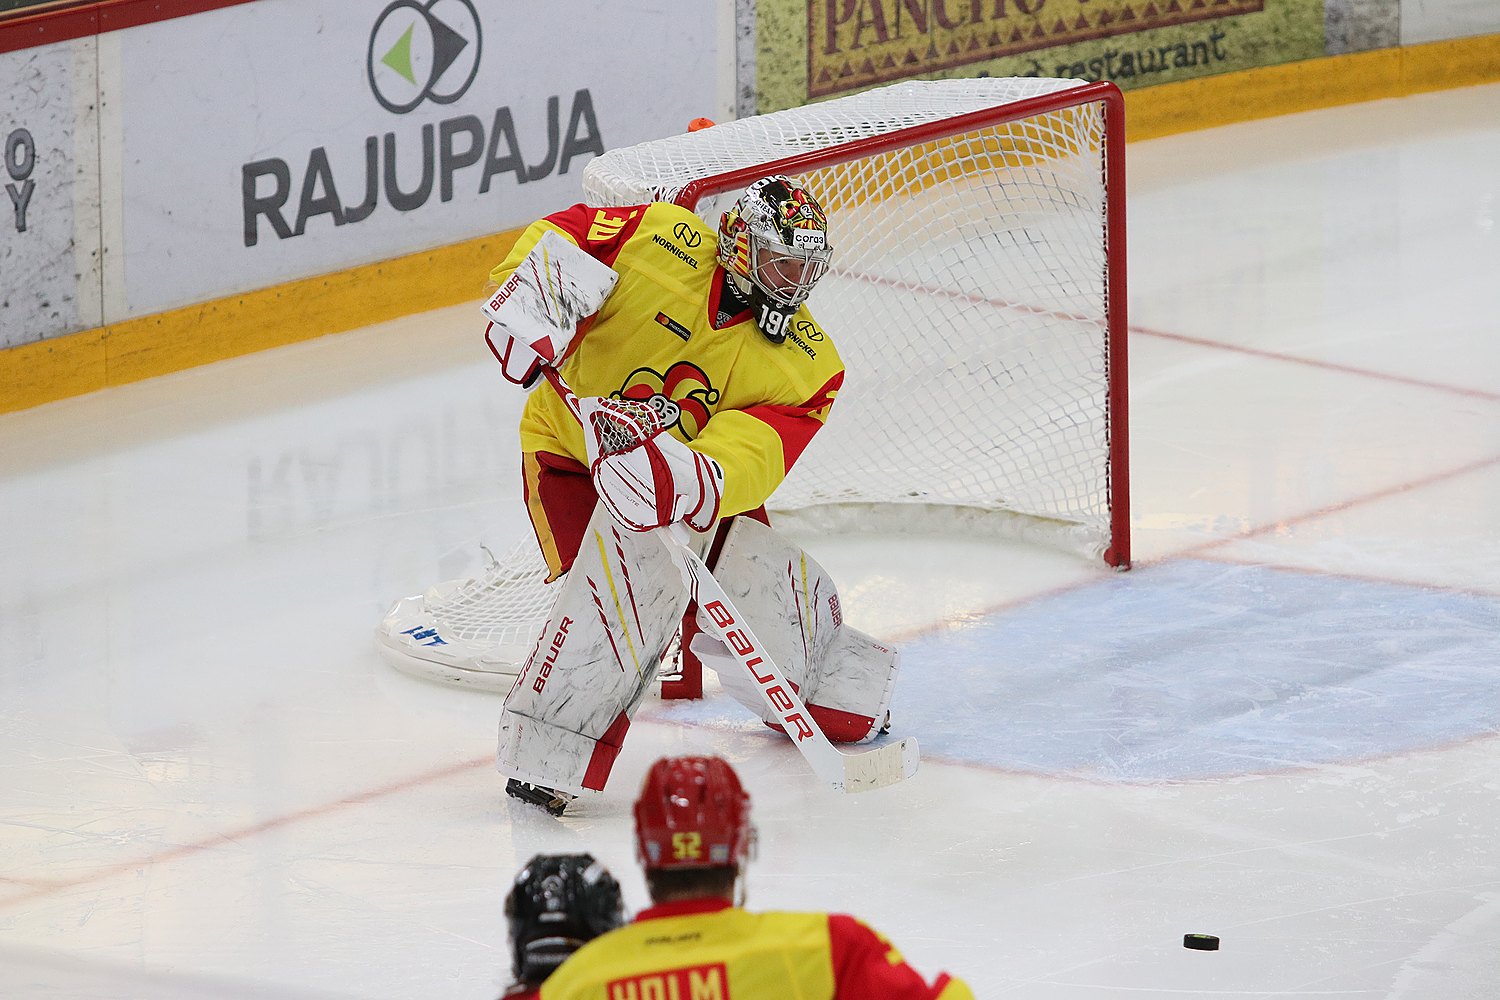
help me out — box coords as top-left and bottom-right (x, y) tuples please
(376, 77), (1128, 693)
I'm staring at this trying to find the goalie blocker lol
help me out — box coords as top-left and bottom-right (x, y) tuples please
(482, 228), (620, 383)
(497, 511), (901, 797)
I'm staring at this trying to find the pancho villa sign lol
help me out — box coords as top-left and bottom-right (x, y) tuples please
(808, 0), (1264, 96)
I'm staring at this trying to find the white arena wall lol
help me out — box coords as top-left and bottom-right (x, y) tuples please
(1, 32), (100, 350)
(0, 0), (1497, 414)
(0, 0), (724, 352)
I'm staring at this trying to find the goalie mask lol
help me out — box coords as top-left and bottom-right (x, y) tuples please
(717, 175), (833, 343)
(505, 853), (625, 986)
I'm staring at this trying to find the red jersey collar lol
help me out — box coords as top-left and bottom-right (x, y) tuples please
(634, 897), (735, 922)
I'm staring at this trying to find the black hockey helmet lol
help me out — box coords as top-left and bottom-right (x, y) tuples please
(505, 853), (625, 986)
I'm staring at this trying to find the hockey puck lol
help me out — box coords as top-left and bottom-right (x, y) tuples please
(1183, 933), (1220, 951)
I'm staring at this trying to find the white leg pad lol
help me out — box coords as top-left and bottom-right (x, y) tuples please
(497, 505), (690, 792)
(498, 712), (621, 793)
(691, 518), (901, 744)
(812, 626), (901, 744)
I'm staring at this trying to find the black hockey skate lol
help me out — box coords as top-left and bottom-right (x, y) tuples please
(506, 778), (574, 817)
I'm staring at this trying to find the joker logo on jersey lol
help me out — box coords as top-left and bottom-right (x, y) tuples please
(617, 362), (720, 438)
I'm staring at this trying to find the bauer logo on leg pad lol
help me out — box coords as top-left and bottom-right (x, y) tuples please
(531, 617), (572, 694)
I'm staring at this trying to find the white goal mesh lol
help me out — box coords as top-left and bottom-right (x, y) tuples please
(586, 77), (1128, 565)
(376, 77), (1128, 690)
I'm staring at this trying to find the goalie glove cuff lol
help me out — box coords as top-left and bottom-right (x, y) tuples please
(592, 433), (724, 534)
(682, 453), (724, 532)
(485, 321), (543, 389)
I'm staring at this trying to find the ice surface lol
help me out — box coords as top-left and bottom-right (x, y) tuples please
(3, 84), (1500, 999)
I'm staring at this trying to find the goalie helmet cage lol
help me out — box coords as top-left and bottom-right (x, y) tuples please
(374, 77), (1128, 695)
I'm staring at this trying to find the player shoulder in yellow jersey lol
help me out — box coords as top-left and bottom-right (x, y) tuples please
(539, 756), (974, 1000)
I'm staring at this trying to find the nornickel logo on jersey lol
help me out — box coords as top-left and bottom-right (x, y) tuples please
(607, 963), (730, 1000)
(784, 320), (821, 360)
(672, 221), (702, 248)
(651, 233), (699, 268)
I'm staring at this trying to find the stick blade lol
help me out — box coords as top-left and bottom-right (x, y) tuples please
(833, 736), (920, 793)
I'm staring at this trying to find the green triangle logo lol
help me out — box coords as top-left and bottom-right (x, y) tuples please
(381, 24), (417, 85)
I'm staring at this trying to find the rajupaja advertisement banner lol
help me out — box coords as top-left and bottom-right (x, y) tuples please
(0, 0), (718, 347)
(117, 0), (717, 318)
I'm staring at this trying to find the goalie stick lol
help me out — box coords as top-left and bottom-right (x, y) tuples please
(541, 365), (919, 793)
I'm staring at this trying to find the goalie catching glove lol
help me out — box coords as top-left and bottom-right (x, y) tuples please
(576, 395), (723, 533)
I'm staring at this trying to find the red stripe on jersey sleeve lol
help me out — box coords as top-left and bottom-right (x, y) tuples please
(543, 203), (648, 267)
(827, 913), (952, 999)
(743, 371), (844, 473)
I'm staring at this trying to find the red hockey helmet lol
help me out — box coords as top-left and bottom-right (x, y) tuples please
(633, 756), (752, 872)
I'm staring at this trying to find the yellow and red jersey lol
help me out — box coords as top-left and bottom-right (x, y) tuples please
(490, 202), (844, 519)
(538, 898), (975, 1000)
